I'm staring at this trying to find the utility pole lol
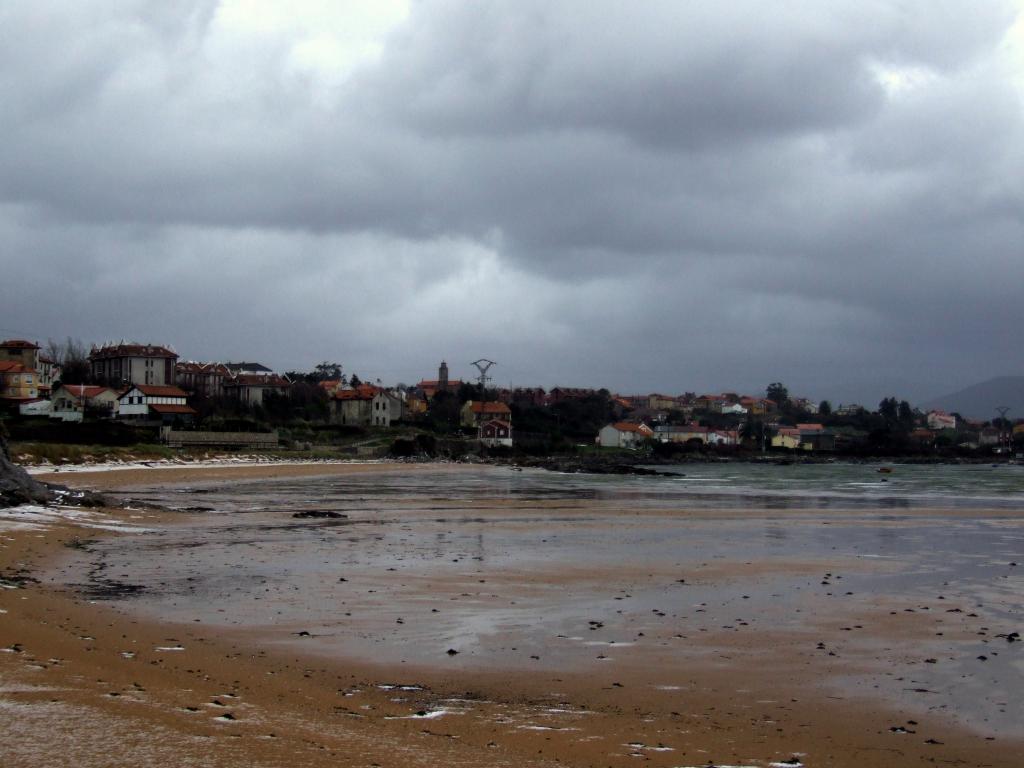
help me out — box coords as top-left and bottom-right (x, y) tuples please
(996, 406), (1011, 458)
(471, 359), (496, 403)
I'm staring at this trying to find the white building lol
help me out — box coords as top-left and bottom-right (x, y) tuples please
(926, 410), (957, 430)
(719, 403), (748, 416)
(598, 422), (654, 448)
(50, 384), (120, 422)
(118, 384), (195, 422)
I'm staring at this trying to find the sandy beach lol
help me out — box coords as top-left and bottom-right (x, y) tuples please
(2, 461), (1021, 768)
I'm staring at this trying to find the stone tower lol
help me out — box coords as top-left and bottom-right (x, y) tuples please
(438, 360), (449, 391)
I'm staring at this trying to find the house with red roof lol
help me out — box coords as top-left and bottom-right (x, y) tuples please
(50, 384), (120, 422)
(0, 360), (38, 403)
(176, 361), (232, 398)
(598, 422), (654, 448)
(460, 400), (512, 428)
(0, 339), (40, 370)
(331, 385), (405, 427)
(653, 423), (710, 444)
(89, 342), (178, 387)
(479, 419), (513, 448)
(222, 373), (291, 407)
(118, 384), (196, 423)
(926, 410), (957, 430)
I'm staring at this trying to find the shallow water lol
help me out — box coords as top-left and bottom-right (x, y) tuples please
(55, 464), (1024, 738)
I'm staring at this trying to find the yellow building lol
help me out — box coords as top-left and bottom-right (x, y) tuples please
(0, 361), (38, 402)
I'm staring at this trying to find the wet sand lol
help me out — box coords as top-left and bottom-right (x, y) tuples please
(2, 462), (1022, 767)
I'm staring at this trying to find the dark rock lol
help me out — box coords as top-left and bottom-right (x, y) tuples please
(0, 432), (107, 508)
(292, 510), (346, 519)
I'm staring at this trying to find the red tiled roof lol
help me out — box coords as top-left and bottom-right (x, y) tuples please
(149, 404), (197, 415)
(0, 339), (40, 350)
(0, 361), (30, 373)
(796, 423), (825, 432)
(59, 385), (113, 399)
(470, 401), (511, 415)
(612, 422), (653, 434)
(334, 384), (380, 401)
(176, 361), (230, 375)
(671, 424), (709, 434)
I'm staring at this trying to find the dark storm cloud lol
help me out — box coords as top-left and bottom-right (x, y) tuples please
(0, 1), (1021, 403)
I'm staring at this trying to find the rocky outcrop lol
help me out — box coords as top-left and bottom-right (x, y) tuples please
(0, 433), (106, 508)
(510, 456), (669, 476)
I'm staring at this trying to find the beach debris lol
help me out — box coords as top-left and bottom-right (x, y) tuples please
(292, 510), (346, 519)
(294, 630), (312, 637)
(446, 648), (459, 656)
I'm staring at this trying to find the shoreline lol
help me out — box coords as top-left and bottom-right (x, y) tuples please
(2, 462), (1022, 767)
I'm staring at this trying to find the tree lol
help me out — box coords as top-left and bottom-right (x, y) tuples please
(878, 397), (898, 423)
(312, 362), (342, 382)
(897, 400), (914, 427)
(766, 382), (789, 408)
(349, 374), (362, 388)
(426, 389), (461, 433)
(47, 337), (91, 385)
(818, 400), (832, 417)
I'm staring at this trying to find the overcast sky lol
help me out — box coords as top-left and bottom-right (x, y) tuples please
(2, 1), (1022, 405)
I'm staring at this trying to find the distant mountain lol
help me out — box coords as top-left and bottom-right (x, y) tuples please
(919, 376), (1024, 421)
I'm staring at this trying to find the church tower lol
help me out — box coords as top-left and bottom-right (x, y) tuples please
(438, 360), (449, 391)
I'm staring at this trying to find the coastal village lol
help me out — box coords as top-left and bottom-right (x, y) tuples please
(1, 337), (1021, 458)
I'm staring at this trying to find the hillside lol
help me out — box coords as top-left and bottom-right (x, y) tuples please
(920, 376), (1024, 420)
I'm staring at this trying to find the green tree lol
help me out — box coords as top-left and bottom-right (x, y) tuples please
(897, 400), (914, 427)
(878, 397), (898, 423)
(312, 362), (342, 382)
(426, 389), (461, 433)
(766, 382), (789, 408)
(47, 337), (91, 386)
(818, 400), (832, 417)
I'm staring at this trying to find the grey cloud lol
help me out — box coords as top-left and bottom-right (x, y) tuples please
(1, 1), (1022, 405)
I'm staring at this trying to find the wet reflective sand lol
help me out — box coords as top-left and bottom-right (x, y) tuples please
(54, 464), (1024, 744)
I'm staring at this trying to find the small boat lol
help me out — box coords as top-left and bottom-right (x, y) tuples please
(877, 467), (893, 474)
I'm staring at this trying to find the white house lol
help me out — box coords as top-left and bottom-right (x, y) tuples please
(19, 399), (51, 417)
(653, 423), (710, 444)
(720, 403), (748, 416)
(371, 389), (405, 427)
(598, 422), (654, 448)
(707, 429), (740, 445)
(926, 410), (957, 430)
(118, 384), (195, 422)
(50, 384), (120, 422)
